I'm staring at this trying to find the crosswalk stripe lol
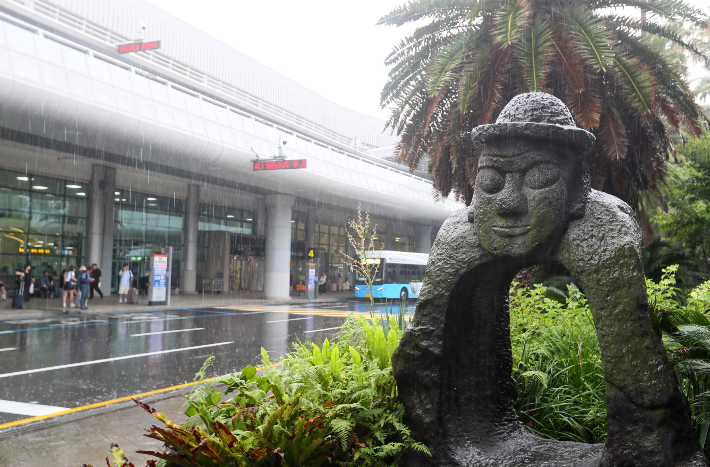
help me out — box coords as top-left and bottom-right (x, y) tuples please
(0, 400), (68, 417)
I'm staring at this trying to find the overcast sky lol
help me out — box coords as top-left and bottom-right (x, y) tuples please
(144, 1), (710, 120)
(144, 0), (411, 121)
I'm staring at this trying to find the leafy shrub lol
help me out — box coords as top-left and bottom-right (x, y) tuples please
(95, 268), (710, 465)
(99, 315), (428, 467)
(510, 267), (710, 454)
(509, 283), (606, 443)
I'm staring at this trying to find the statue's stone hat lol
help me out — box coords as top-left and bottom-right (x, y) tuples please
(471, 92), (596, 152)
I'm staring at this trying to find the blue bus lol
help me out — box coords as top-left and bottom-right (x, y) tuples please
(354, 251), (429, 301)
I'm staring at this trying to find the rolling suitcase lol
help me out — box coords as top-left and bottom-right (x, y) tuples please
(12, 282), (24, 309)
(128, 287), (140, 304)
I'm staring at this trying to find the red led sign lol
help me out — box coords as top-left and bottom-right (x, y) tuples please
(253, 159), (307, 171)
(118, 41), (161, 54)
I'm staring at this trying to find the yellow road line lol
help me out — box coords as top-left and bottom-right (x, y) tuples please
(0, 362), (283, 431)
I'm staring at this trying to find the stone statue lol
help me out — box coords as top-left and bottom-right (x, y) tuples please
(393, 93), (708, 466)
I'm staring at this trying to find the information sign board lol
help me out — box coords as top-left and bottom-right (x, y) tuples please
(253, 159), (307, 171)
(149, 254), (167, 303)
(118, 41), (161, 54)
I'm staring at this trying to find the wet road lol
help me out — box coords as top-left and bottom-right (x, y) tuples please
(0, 301), (413, 424)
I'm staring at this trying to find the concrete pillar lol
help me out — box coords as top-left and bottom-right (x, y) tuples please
(181, 184), (199, 294)
(385, 222), (394, 250)
(206, 230), (230, 290)
(87, 165), (115, 296)
(264, 194), (295, 299)
(254, 198), (266, 237)
(416, 225), (433, 254)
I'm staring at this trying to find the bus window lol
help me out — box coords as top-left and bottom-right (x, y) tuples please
(386, 264), (397, 284)
(398, 265), (409, 283)
(411, 265), (425, 281)
(356, 263), (384, 285)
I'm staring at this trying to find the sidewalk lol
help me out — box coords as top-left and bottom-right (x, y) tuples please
(0, 290), (359, 466)
(0, 289), (358, 319)
(0, 388), (191, 466)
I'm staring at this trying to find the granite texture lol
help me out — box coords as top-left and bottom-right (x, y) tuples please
(392, 93), (708, 466)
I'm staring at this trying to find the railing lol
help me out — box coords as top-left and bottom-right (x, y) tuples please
(0, 0), (434, 183)
(6, 0), (381, 152)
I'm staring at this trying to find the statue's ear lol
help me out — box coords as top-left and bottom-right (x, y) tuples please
(568, 164), (591, 220)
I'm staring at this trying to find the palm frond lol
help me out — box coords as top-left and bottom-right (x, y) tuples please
(378, 0), (480, 27)
(475, 47), (509, 125)
(562, 6), (614, 73)
(612, 56), (655, 124)
(597, 100), (628, 160)
(603, 16), (710, 66)
(428, 29), (480, 95)
(492, 0), (532, 48)
(513, 16), (553, 92)
(607, 0), (709, 27)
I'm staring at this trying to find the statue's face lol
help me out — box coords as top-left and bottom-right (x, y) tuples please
(473, 139), (575, 257)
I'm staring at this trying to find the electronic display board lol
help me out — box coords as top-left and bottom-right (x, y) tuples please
(118, 41), (161, 54)
(253, 159), (307, 171)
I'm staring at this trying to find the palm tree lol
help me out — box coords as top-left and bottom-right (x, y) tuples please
(379, 0), (710, 208)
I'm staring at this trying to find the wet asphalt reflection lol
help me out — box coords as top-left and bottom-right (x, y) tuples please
(0, 300), (413, 424)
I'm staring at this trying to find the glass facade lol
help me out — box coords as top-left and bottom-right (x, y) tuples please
(315, 223), (348, 287)
(393, 236), (413, 252)
(112, 191), (185, 291)
(197, 204), (254, 263)
(0, 170), (88, 287)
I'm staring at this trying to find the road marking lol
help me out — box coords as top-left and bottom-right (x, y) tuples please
(131, 328), (204, 337)
(0, 348), (15, 352)
(0, 342), (233, 379)
(266, 317), (312, 323)
(0, 400), (68, 417)
(303, 326), (343, 333)
(0, 312), (234, 335)
(0, 361), (284, 431)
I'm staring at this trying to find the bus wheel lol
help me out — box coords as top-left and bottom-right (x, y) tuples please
(400, 288), (408, 302)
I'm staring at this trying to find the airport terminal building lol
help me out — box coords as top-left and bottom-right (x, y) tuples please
(0, 0), (458, 298)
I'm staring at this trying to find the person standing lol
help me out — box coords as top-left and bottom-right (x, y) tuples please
(90, 264), (103, 299)
(118, 264), (133, 304)
(78, 266), (91, 310)
(39, 271), (52, 298)
(16, 265), (33, 307)
(318, 272), (327, 295)
(62, 266), (76, 309)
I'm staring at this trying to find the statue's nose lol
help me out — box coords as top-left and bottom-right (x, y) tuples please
(495, 174), (528, 217)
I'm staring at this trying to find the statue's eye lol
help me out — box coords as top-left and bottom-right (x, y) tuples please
(525, 164), (560, 189)
(476, 168), (504, 194)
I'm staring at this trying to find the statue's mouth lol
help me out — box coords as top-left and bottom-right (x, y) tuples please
(491, 225), (530, 237)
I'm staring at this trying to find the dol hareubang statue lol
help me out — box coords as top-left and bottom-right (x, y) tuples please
(392, 93), (708, 466)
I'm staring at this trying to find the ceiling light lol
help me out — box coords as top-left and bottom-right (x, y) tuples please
(121, 199), (127, 202)
(33, 186), (48, 190)
(16, 176), (29, 181)
(115, 191), (120, 195)
(115, 198), (120, 201)
(246, 218), (252, 221)
(148, 203), (158, 206)
(227, 215), (234, 218)
(77, 192), (86, 196)
(66, 185), (81, 189)
(147, 197), (157, 201)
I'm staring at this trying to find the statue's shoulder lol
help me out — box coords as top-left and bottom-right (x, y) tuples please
(434, 207), (476, 245)
(560, 189), (642, 263)
(585, 189), (635, 220)
(428, 207), (482, 266)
